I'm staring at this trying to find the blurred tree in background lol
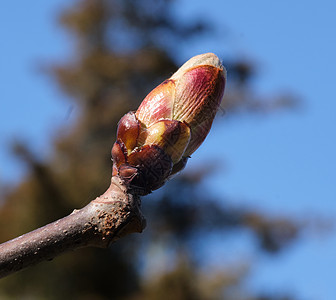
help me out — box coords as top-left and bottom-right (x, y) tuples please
(0, 0), (300, 299)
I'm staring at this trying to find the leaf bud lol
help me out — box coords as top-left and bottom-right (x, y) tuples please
(112, 53), (226, 194)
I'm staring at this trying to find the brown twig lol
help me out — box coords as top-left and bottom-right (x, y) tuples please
(0, 53), (226, 279)
(0, 176), (146, 279)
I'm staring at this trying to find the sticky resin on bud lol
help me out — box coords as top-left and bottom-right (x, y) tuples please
(116, 112), (141, 154)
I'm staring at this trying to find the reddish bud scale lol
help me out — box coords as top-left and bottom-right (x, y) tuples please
(111, 53), (226, 195)
(116, 112), (141, 153)
(179, 66), (225, 156)
(173, 65), (224, 126)
(136, 79), (175, 127)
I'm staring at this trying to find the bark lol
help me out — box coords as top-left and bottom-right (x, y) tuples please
(0, 176), (146, 279)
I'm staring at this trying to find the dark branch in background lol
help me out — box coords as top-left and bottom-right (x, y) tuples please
(0, 1), (305, 299)
(0, 177), (145, 278)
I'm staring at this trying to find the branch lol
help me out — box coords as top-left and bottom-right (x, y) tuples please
(0, 176), (146, 278)
(0, 53), (226, 279)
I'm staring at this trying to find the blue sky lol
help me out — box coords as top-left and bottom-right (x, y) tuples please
(1, 1), (336, 299)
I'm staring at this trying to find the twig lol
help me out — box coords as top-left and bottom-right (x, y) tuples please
(0, 176), (146, 278)
(0, 52), (226, 279)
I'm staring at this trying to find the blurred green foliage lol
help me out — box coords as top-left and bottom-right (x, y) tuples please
(0, 0), (300, 299)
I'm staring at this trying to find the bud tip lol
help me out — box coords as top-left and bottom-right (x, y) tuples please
(171, 52), (226, 81)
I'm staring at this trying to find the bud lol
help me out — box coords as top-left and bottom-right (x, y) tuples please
(112, 53), (226, 194)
